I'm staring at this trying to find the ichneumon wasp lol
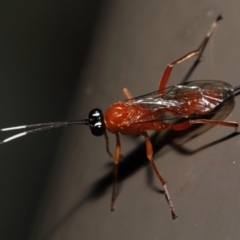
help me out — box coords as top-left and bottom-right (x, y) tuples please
(1, 15), (239, 219)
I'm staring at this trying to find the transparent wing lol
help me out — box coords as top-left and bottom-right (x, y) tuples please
(124, 80), (234, 124)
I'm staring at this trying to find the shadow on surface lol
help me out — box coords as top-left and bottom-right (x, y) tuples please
(39, 22), (240, 237)
(41, 119), (239, 239)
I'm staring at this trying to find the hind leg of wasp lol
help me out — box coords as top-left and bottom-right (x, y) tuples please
(168, 119), (238, 131)
(142, 131), (177, 219)
(110, 132), (121, 211)
(159, 15), (223, 91)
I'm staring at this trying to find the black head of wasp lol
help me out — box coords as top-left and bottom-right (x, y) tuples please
(1, 15), (239, 219)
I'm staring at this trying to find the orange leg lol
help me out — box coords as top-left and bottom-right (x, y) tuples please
(104, 131), (113, 158)
(111, 132), (121, 211)
(168, 119), (238, 131)
(142, 131), (177, 219)
(159, 15), (223, 91)
(110, 88), (132, 210)
(122, 87), (133, 99)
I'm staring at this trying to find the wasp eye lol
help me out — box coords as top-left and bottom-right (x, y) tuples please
(88, 108), (106, 136)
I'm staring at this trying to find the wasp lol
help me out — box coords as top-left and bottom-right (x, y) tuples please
(1, 15), (238, 219)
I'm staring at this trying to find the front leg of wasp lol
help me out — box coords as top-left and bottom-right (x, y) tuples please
(110, 87), (135, 211)
(110, 88), (133, 211)
(111, 132), (121, 211)
(142, 131), (177, 219)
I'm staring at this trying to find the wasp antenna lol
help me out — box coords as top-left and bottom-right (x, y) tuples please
(0, 120), (89, 132)
(0, 108), (106, 144)
(0, 125), (54, 144)
(0, 120), (89, 144)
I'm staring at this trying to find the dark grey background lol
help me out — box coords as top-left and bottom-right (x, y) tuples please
(0, 1), (240, 240)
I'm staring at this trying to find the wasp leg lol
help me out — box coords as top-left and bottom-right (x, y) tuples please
(110, 132), (121, 211)
(104, 131), (114, 158)
(168, 119), (238, 131)
(159, 15), (223, 91)
(122, 87), (133, 99)
(142, 131), (177, 219)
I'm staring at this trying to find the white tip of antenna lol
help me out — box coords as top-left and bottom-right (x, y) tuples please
(3, 132), (27, 143)
(1, 125), (27, 131)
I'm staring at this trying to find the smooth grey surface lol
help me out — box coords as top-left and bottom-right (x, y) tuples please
(1, 1), (240, 240)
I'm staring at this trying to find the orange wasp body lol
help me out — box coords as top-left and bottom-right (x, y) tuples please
(101, 15), (238, 218)
(0, 15), (238, 219)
